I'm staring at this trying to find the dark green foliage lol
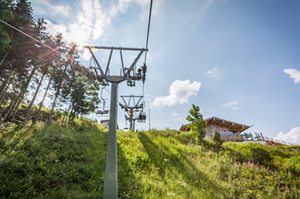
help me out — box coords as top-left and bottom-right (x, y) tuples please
(186, 104), (207, 143)
(250, 145), (273, 166)
(213, 131), (223, 146)
(213, 131), (223, 152)
(0, 119), (107, 198)
(0, 0), (14, 54)
(0, 1), (100, 125)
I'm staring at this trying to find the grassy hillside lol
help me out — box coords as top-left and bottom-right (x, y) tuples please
(0, 119), (300, 198)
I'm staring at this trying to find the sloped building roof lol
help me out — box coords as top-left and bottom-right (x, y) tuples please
(206, 116), (252, 133)
(179, 116), (252, 133)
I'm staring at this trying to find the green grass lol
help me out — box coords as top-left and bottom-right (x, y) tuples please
(0, 121), (300, 198)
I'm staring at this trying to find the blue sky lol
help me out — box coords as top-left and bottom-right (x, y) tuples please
(30, 0), (300, 144)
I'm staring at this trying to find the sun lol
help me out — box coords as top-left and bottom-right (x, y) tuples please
(67, 23), (90, 49)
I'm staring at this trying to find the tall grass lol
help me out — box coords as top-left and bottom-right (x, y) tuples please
(0, 123), (299, 198)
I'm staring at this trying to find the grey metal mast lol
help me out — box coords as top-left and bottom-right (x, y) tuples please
(84, 0), (154, 196)
(84, 45), (147, 199)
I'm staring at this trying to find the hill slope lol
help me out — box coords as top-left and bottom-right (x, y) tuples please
(0, 120), (300, 198)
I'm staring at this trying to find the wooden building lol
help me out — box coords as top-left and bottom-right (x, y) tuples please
(205, 116), (252, 141)
(180, 116), (252, 142)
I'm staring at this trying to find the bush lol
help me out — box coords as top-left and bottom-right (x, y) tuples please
(213, 131), (223, 152)
(250, 145), (273, 166)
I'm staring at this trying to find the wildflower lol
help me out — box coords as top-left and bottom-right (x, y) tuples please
(229, 175), (231, 179)
(167, 193), (175, 196)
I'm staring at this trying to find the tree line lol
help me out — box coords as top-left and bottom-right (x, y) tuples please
(0, 0), (100, 126)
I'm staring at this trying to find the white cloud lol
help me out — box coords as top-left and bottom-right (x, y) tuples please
(151, 80), (201, 108)
(206, 67), (218, 78)
(284, 68), (300, 84)
(43, 0), (152, 49)
(171, 112), (179, 116)
(34, 0), (70, 16)
(93, 0), (107, 39)
(80, 48), (92, 61)
(47, 2), (70, 17)
(223, 101), (238, 110)
(45, 20), (67, 37)
(274, 127), (300, 145)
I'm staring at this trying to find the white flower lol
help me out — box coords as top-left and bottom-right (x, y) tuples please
(167, 193), (175, 196)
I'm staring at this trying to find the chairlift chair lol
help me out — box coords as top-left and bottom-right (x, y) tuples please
(137, 111), (146, 123)
(96, 110), (109, 115)
(96, 87), (109, 116)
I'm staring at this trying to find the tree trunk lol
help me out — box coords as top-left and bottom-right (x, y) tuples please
(48, 59), (71, 124)
(23, 70), (46, 125)
(0, 92), (13, 118)
(0, 70), (15, 101)
(0, 94), (19, 125)
(32, 76), (52, 124)
(10, 66), (38, 122)
(64, 106), (70, 126)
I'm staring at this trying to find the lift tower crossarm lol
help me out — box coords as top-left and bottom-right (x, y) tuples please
(84, 45), (148, 83)
(124, 50), (144, 78)
(86, 46), (105, 76)
(84, 46), (148, 51)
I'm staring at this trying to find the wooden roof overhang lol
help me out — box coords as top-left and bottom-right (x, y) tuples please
(205, 116), (252, 133)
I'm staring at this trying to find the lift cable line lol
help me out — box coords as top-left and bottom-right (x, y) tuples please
(0, 19), (64, 56)
(140, 0), (153, 101)
(82, 1), (154, 198)
(144, 0), (153, 64)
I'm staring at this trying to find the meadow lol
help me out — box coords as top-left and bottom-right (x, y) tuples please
(0, 118), (299, 198)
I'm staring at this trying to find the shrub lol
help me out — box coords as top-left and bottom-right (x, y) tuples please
(213, 131), (223, 152)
